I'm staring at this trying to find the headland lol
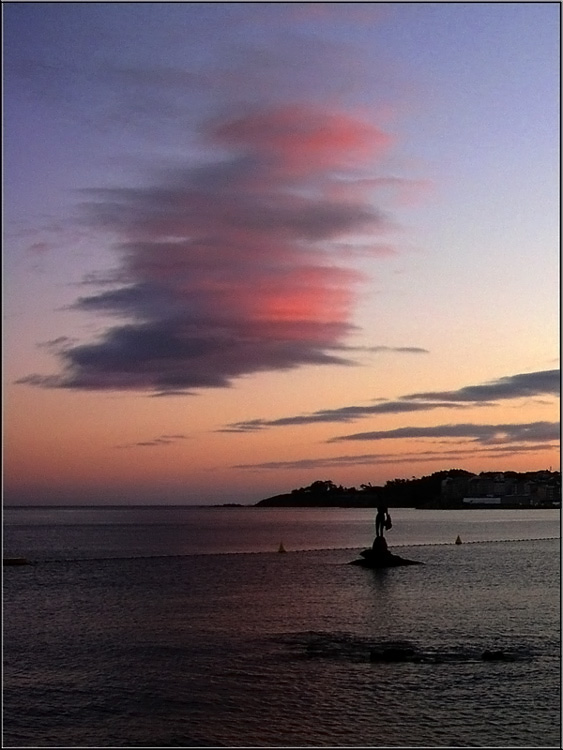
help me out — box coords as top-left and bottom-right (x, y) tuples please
(255, 470), (561, 509)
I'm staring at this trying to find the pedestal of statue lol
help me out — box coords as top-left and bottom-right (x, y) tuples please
(350, 534), (422, 568)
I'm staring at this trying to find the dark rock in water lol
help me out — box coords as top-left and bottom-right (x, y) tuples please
(481, 649), (514, 662)
(3, 557), (30, 566)
(350, 536), (422, 568)
(370, 647), (420, 663)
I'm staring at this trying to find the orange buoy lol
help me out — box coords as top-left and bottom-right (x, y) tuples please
(278, 541), (287, 553)
(455, 535), (462, 545)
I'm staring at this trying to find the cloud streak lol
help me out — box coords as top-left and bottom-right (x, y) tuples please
(116, 434), (188, 448)
(235, 443), (561, 471)
(221, 399), (477, 433)
(328, 421), (560, 445)
(222, 369), (559, 431)
(403, 369), (560, 403)
(18, 103), (403, 394)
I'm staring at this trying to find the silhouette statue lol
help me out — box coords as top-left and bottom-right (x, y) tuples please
(350, 505), (422, 567)
(375, 505), (390, 538)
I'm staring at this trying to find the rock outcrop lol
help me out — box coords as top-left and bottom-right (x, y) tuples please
(350, 536), (422, 568)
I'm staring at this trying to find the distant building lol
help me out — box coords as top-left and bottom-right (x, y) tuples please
(442, 470), (561, 508)
(462, 497), (501, 506)
(441, 474), (475, 502)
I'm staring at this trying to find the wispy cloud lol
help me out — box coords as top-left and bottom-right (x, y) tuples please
(403, 369), (560, 402)
(222, 368), (559, 432)
(235, 443), (561, 471)
(366, 346), (429, 354)
(116, 434), (188, 449)
(328, 421), (560, 445)
(221, 399), (477, 433)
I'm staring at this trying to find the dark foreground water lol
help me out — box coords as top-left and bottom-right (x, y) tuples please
(3, 507), (561, 748)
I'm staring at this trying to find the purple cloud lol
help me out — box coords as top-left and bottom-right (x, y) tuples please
(221, 368), (559, 431)
(235, 443), (560, 471)
(222, 399), (475, 433)
(18, 103), (404, 394)
(403, 369), (560, 402)
(328, 421), (560, 445)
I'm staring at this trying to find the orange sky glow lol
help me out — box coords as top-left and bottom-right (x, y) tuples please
(4, 3), (559, 505)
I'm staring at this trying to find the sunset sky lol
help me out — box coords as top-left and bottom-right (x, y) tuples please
(4, 2), (560, 506)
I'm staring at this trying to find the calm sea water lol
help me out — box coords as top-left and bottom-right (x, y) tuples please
(3, 507), (561, 748)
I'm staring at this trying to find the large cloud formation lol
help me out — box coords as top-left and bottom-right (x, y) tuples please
(20, 104), (396, 393)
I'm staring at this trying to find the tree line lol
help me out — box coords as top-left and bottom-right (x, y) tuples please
(255, 469), (560, 508)
(256, 470), (474, 508)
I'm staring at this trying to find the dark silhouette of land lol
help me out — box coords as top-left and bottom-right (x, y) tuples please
(255, 470), (561, 509)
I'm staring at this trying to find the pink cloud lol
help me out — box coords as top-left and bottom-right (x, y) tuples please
(210, 104), (393, 175)
(19, 104), (402, 394)
(27, 241), (51, 254)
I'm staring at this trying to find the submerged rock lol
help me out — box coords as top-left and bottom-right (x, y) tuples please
(370, 647), (421, 663)
(350, 536), (422, 568)
(481, 649), (515, 662)
(286, 632), (524, 667)
(3, 557), (30, 566)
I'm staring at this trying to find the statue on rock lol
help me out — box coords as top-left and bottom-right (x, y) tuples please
(350, 507), (422, 568)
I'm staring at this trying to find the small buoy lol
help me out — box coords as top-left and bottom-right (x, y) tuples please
(455, 535), (462, 545)
(278, 541), (287, 553)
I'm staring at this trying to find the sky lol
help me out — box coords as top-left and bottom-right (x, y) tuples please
(3, 1), (560, 506)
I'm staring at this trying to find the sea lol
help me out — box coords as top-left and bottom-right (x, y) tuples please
(3, 506), (561, 748)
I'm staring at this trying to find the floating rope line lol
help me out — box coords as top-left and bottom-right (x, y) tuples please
(280, 537), (560, 553)
(12, 536), (559, 564)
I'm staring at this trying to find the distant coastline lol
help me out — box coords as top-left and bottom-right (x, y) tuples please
(255, 470), (561, 509)
(4, 469), (560, 509)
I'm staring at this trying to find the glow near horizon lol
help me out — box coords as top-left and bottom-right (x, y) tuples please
(3, 2), (559, 505)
